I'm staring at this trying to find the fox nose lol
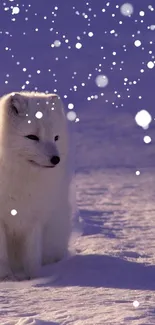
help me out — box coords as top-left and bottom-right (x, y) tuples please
(50, 155), (60, 165)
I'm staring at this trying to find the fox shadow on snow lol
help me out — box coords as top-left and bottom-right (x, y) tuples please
(36, 208), (155, 291)
(38, 253), (155, 291)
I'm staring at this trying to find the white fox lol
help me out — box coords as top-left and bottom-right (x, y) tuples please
(0, 91), (72, 280)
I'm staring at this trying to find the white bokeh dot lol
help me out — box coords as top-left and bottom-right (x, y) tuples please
(143, 135), (151, 144)
(12, 7), (20, 15)
(54, 40), (61, 47)
(120, 3), (134, 16)
(75, 42), (82, 49)
(35, 111), (43, 119)
(67, 111), (77, 121)
(68, 103), (74, 109)
(139, 11), (145, 16)
(134, 40), (141, 47)
(11, 209), (17, 216)
(150, 25), (155, 30)
(95, 75), (109, 88)
(135, 110), (152, 129)
(133, 300), (140, 308)
(147, 61), (154, 69)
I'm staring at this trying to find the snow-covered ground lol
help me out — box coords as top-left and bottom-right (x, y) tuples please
(1, 104), (155, 325)
(1, 0), (155, 324)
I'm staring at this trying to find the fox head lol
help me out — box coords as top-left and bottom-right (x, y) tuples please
(0, 92), (69, 169)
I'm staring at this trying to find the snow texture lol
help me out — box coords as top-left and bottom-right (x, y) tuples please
(1, 106), (155, 324)
(0, 0), (155, 324)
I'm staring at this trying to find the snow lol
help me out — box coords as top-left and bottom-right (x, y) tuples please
(3, 318), (56, 324)
(1, 107), (155, 324)
(1, 0), (155, 324)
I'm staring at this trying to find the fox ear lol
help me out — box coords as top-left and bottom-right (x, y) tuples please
(10, 93), (28, 116)
(49, 94), (65, 116)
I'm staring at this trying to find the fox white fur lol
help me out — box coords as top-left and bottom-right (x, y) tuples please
(0, 91), (72, 280)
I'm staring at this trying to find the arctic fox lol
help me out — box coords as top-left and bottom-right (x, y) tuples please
(0, 91), (72, 280)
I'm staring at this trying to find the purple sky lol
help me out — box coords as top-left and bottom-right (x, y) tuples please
(0, 0), (155, 170)
(0, 0), (155, 112)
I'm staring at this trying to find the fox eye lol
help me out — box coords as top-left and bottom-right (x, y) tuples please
(25, 135), (39, 141)
(54, 135), (59, 141)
